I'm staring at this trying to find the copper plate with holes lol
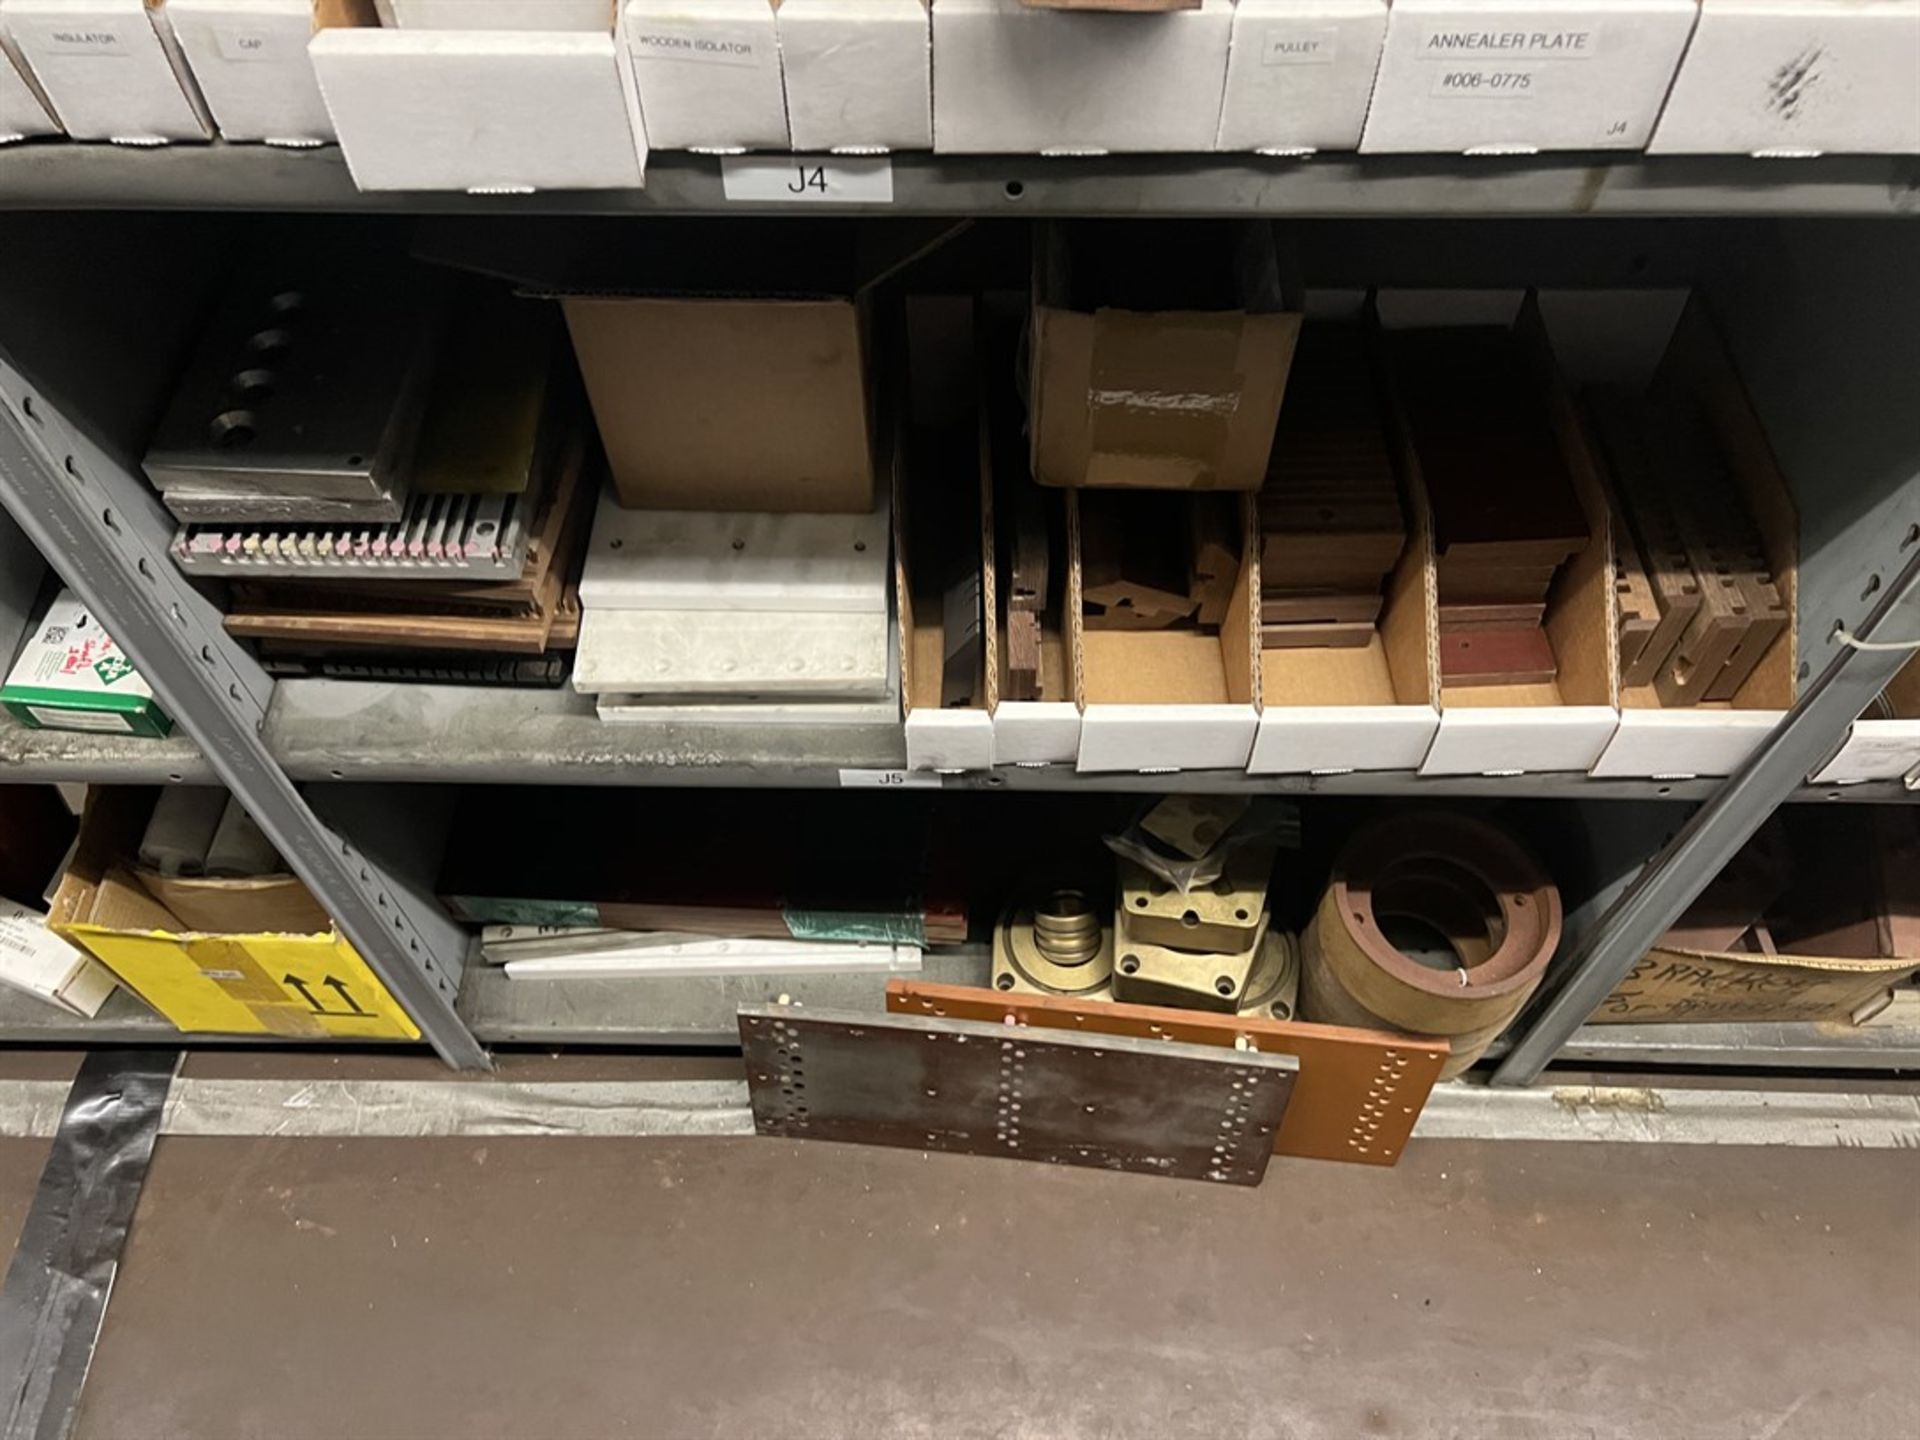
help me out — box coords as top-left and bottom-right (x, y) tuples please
(886, 981), (1445, 1168)
(740, 1003), (1298, 1186)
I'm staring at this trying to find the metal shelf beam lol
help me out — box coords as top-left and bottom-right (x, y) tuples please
(0, 348), (489, 1070)
(0, 145), (1915, 218)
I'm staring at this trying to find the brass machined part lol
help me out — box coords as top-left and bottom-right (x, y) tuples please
(1118, 846), (1274, 951)
(1137, 794), (1250, 861)
(992, 892), (1114, 997)
(1239, 928), (1301, 1022)
(1113, 904), (1271, 1014)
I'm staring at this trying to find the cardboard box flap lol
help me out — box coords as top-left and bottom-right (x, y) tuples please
(135, 870), (334, 937)
(415, 217), (971, 302)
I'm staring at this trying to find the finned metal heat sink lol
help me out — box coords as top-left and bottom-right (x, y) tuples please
(171, 490), (533, 579)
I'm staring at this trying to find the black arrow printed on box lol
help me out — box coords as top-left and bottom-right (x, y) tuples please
(283, 974), (368, 1017)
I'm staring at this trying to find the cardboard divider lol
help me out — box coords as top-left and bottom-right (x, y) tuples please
(1249, 315), (1441, 775)
(1067, 489), (1262, 773)
(982, 344), (1081, 765)
(1586, 294), (1802, 779)
(309, 0), (648, 192)
(895, 302), (993, 772)
(1397, 291), (1622, 776)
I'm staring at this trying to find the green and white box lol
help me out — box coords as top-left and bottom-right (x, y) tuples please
(2, 590), (174, 738)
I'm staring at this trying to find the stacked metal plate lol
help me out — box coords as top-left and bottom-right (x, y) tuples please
(574, 485), (897, 723)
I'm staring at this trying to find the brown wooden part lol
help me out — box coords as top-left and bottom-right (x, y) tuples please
(1613, 526), (1662, 687)
(1439, 626), (1557, 686)
(1261, 592), (1383, 625)
(1701, 571), (1789, 702)
(1008, 482), (1050, 614)
(1438, 601), (1547, 631)
(1662, 821), (1788, 951)
(886, 979), (1447, 1167)
(1005, 609), (1042, 701)
(1188, 494), (1239, 626)
(1656, 571), (1750, 705)
(1262, 621), (1377, 650)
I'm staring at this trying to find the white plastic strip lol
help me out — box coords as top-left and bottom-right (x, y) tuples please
(503, 940), (922, 981)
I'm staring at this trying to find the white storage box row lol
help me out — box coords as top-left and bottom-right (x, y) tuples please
(2, 1), (1916, 172)
(897, 281), (1837, 786)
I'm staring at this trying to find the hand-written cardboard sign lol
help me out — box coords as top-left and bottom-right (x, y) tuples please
(1596, 947), (1920, 1025)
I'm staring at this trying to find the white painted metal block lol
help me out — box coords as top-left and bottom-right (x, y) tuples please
(572, 608), (889, 696)
(579, 486), (891, 613)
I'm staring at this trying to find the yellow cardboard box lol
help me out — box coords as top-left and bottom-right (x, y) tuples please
(48, 789), (418, 1041)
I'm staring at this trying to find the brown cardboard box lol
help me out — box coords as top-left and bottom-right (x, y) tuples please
(1378, 292), (1622, 775)
(1597, 809), (1920, 1025)
(1065, 488), (1263, 771)
(418, 220), (964, 513)
(1586, 294), (1801, 777)
(1030, 221), (1301, 492)
(46, 789), (417, 1039)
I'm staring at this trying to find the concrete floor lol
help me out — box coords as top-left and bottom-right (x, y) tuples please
(34, 1121), (1916, 1440)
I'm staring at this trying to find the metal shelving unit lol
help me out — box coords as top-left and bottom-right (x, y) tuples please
(0, 144), (1915, 218)
(0, 156), (1914, 1081)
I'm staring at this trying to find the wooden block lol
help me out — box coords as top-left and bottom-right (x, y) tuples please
(1655, 569), (1750, 706)
(1702, 570), (1789, 702)
(1262, 621), (1376, 650)
(1005, 608), (1042, 702)
(1008, 482), (1050, 614)
(1439, 625), (1557, 686)
(1614, 524), (1662, 687)
(1189, 494), (1239, 627)
(1437, 601), (1546, 632)
(1262, 592), (1383, 625)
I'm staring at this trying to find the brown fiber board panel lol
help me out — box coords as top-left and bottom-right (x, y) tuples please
(887, 980), (1446, 1167)
(1439, 626), (1557, 686)
(741, 1004), (1297, 1186)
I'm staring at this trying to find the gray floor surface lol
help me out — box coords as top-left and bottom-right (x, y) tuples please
(34, 1118), (1917, 1440)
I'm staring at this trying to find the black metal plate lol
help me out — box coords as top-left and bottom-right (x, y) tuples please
(740, 1005), (1298, 1185)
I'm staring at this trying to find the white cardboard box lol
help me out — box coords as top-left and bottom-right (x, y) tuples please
(1811, 655), (1920, 782)
(623, 0), (786, 151)
(777, 0), (930, 153)
(376, 0), (613, 26)
(1383, 290), (1622, 777)
(1069, 492), (1262, 774)
(310, 4), (647, 191)
(2, 0), (214, 142)
(0, 29), (60, 137)
(0, 898), (117, 1017)
(931, 0), (1233, 154)
(1649, 0), (1920, 156)
(1565, 291), (1800, 781)
(1359, 0), (1699, 154)
(1215, 0), (1389, 154)
(167, 0), (330, 144)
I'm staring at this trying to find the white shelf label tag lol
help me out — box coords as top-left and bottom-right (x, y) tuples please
(838, 768), (941, 789)
(721, 156), (894, 205)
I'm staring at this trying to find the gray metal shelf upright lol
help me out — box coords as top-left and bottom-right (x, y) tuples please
(0, 149), (1915, 1079)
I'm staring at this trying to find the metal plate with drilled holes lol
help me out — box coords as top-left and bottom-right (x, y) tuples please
(143, 244), (438, 506)
(739, 1004), (1298, 1185)
(579, 489), (891, 614)
(886, 981), (1446, 1168)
